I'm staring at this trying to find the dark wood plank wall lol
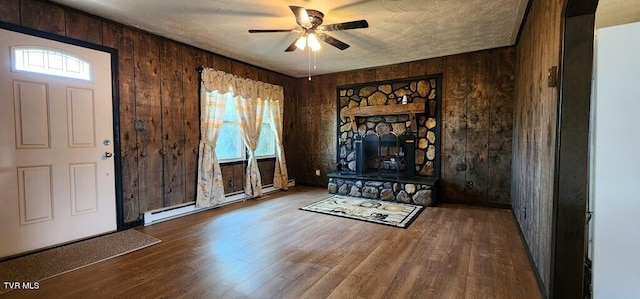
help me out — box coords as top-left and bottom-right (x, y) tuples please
(161, 40), (186, 207)
(512, 0), (563, 296)
(286, 48), (516, 206)
(0, 0), (295, 224)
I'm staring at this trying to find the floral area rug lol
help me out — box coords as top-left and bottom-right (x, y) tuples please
(300, 195), (423, 228)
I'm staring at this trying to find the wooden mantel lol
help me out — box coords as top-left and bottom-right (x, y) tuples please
(342, 102), (424, 132)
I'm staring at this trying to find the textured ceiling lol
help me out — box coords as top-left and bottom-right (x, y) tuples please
(49, 0), (530, 78)
(45, 0), (640, 78)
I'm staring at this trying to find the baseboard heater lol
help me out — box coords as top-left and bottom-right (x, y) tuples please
(143, 179), (295, 226)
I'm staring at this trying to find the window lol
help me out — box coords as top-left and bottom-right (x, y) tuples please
(256, 107), (276, 158)
(11, 46), (91, 81)
(214, 93), (276, 162)
(215, 93), (245, 162)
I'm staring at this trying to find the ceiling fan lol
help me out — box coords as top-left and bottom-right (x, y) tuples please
(248, 5), (369, 52)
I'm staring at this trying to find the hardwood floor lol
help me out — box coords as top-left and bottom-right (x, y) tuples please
(3, 187), (542, 299)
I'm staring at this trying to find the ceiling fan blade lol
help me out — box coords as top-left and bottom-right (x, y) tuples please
(320, 20), (369, 31)
(318, 34), (350, 50)
(289, 5), (311, 28)
(248, 29), (295, 33)
(285, 39), (298, 52)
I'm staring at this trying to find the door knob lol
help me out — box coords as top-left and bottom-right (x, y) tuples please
(103, 152), (113, 159)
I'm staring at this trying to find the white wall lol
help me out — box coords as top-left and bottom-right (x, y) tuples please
(592, 21), (640, 298)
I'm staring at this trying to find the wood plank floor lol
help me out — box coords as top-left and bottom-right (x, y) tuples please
(3, 187), (542, 299)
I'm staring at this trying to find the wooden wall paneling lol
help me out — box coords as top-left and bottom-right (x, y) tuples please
(282, 80), (297, 183)
(134, 32), (163, 213)
(258, 160), (275, 186)
(426, 57), (445, 75)
(201, 52), (214, 71)
(182, 46), (203, 203)
(318, 74), (337, 180)
(465, 51), (491, 202)
(232, 60), (258, 81)
(488, 48), (515, 204)
(391, 63), (410, 80)
(20, 0), (65, 35)
(293, 77), (306, 184)
(160, 40), (186, 206)
(212, 54), (232, 73)
(257, 68), (271, 85)
(374, 64), (395, 81)
(282, 78), (298, 183)
(246, 65), (259, 81)
(441, 54), (468, 202)
(0, 0), (20, 24)
(64, 10), (102, 44)
(221, 164), (234, 194)
(334, 72), (348, 87)
(307, 77), (322, 181)
(268, 70), (284, 86)
(232, 163), (245, 193)
(356, 68), (376, 85)
(313, 75), (331, 180)
(298, 78), (314, 184)
(512, 0), (564, 295)
(102, 24), (140, 223)
(408, 60), (428, 77)
(230, 60), (246, 79)
(102, 24), (130, 214)
(315, 75), (327, 180)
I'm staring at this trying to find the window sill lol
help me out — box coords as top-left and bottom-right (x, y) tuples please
(219, 156), (276, 166)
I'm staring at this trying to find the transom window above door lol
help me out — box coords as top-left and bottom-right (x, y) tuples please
(11, 46), (92, 81)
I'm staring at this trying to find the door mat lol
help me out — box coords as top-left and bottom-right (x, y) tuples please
(0, 229), (160, 294)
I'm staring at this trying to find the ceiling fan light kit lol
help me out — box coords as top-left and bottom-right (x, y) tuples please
(248, 5), (368, 80)
(294, 34), (322, 52)
(248, 5), (369, 53)
(295, 35), (307, 50)
(306, 33), (321, 51)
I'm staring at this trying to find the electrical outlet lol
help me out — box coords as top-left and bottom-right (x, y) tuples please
(465, 180), (473, 189)
(227, 179), (233, 187)
(315, 169), (321, 176)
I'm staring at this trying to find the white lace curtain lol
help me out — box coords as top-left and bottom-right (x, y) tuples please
(196, 67), (288, 207)
(266, 99), (288, 190)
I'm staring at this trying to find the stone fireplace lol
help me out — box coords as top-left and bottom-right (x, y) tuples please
(329, 75), (441, 206)
(355, 132), (415, 178)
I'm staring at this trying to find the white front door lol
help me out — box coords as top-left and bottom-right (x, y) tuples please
(0, 28), (117, 258)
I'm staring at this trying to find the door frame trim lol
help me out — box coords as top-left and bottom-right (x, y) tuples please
(0, 21), (124, 231)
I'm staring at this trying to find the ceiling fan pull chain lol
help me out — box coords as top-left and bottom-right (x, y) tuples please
(308, 46), (312, 81)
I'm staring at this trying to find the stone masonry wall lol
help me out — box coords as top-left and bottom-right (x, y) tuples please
(328, 177), (435, 206)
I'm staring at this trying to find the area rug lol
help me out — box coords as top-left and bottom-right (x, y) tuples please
(300, 195), (424, 228)
(0, 229), (160, 294)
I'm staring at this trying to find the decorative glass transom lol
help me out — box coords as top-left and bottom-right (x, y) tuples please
(11, 46), (91, 81)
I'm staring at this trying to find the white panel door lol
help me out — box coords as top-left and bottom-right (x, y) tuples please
(0, 28), (116, 258)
